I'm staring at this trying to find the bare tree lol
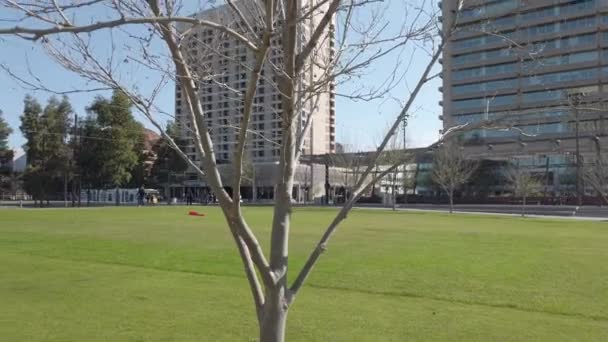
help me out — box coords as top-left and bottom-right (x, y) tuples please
(432, 141), (477, 213)
(584, 153), (608, 205)
(401, 162), (417, 205)
(241, 150), (257, 203)
(505, 165), (542, 217)
(566, 92), (587, 207)
(0, 1), (479, 341)
(377, 130), (410, 210)
(327, 144), (367, 203)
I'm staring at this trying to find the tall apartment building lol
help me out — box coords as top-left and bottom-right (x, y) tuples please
(174, 2), (336, 200)
(175, 2), (335, 162)
(440, 0), (608, 192)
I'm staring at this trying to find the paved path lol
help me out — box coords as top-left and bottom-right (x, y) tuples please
(354, 204), (608, 221)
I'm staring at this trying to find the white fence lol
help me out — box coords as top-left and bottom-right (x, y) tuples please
(82, 188), (157, 204)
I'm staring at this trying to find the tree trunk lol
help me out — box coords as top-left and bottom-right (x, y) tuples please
(64, 172), (68, 207)
(449, 189), (454, 214)
(522, 195), (527, 217)
(391, 185), (396, 211)
(77, 179), (81, 207)
(252, 177), (257, 204)
(259, 287), (288, 342)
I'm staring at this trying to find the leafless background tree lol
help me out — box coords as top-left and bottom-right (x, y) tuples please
(584, 153), (608, 205)
(505, 165), (542, 217)
(0, 0), (478, 341)
(241, 149), (257, 203)
(327, 144), (367, 202)
(432, 140), (477, 213)
(376, 128), (410, 210)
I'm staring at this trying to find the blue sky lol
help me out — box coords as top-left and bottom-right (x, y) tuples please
(0, 1), (442, 152)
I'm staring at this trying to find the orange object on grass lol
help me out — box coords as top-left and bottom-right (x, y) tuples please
(188, 211), (206, 217)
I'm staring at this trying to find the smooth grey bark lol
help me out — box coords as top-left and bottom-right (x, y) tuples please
(259, 286), (289, 342)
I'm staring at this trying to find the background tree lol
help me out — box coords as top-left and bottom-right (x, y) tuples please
(86, 90), (144, 197)
(583, 154), (608, 205)
(127, 134), (150, 189)
(19, 96), (43, 192)
(75, 115), (105, 194)
(377, 130), (410, 211)
(432, 141), (478, 213)
(150, 122), (189, 198)
(0, 109), (11, 152)
(19, 95), (73, 205)
(241, 151), (257, 203)
(42, 96), (74, 206)
(0, 109), (14, 198)
(401, 164), (417, 205)
(327, 144), (367, 203)
(506, 165), (542, 217)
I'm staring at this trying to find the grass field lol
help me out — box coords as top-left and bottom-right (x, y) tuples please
(0, 207), (607, 341)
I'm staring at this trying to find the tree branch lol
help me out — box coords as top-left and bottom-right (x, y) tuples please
(295, 0), (339, 73)
(0, 15), (258, 51)
(232, 6), (273, 206)
(232, 230), (265, 320)
(289, 39), (445, 300)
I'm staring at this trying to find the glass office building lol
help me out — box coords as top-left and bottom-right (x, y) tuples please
(440, 0), (607, 192)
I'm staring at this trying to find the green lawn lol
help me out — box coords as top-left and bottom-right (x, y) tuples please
(0, 207), (607, 341)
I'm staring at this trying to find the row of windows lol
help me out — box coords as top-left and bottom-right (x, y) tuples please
(453, 94), (516, 110)
(453, 50), (601, 80)
(463, 122), (567, 140)
(453, 15), (602, 51)
(198, 95), (269, 104)
(524, 67), (597, 86)
(463, 118), (602, 140)
(199, 103), (282, 112)
(452, 66), (600, 95)
(453, 78), (516, 95)
(453, 62), (516, 81)
(457, 0), (596, 33)
(453, 108), (575, 126)
(452, 85), (601, 111)
(459, 0), (518, 20)
(452, 33), (599, 66)
(522, 50), (599, 72)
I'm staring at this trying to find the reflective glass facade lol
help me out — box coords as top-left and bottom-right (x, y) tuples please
(442, 0), (608, 144)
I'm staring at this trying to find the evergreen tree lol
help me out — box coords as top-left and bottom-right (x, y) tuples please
(0, 109), (14, 197)
(75, 116), (104, 190)
(85, 90), (143, 189)
(41, 96), (73, 197)
(19, 95), (45, 203)
(127, 130), (149, 188)
(149, 122), (188, 191)
(19, 95), (73, 204)
(0, 109), (12, 151)
(19, 95), (43, 165)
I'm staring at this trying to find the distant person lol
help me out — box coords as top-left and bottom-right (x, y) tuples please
(137, 186), (145, 206)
